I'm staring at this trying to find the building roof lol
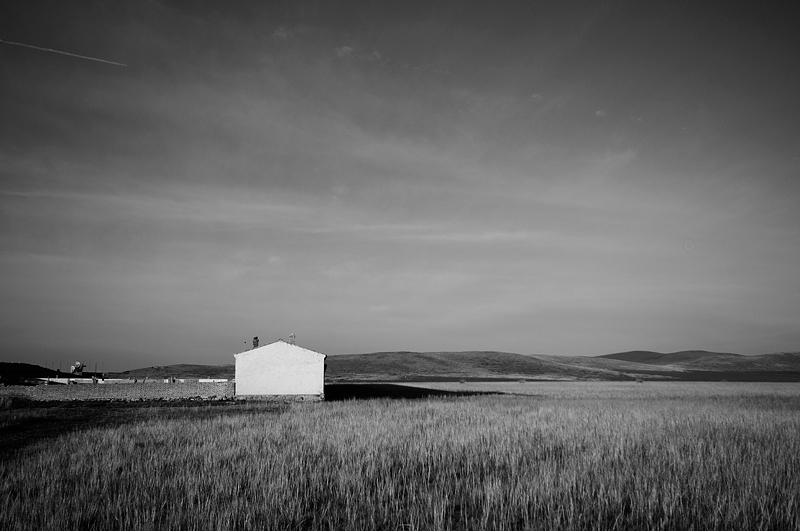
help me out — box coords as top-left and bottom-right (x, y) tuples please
(233, 339), (326, 359)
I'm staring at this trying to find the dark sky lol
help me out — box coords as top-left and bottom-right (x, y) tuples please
(2, 0), (799, 370)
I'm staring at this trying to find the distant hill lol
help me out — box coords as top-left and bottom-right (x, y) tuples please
(106, 364), (234, 379)
(102, 352), (682, 382)
(324, 351), (629, 381)
(0, 362), (60, 381)
(599, 350), (800, 372)
(600, 350), (742, 367)
(6, 351), (800, 383)
(325, 350), (800, 382)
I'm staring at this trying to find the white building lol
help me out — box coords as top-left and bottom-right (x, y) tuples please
(233, 338), (326, 399)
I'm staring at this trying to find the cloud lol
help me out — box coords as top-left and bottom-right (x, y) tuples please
(599, 148), (637, 169)
(335, 46), (353, 58)
(273, 27), (292, 40)
(595, 109), (609, 117)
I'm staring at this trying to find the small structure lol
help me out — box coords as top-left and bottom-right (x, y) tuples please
(233, 338), (326, 400)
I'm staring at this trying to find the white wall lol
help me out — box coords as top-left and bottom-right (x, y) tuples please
(234, 341), (326, 396)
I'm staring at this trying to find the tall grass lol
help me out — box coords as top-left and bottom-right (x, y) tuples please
(2, 386), (799, 530)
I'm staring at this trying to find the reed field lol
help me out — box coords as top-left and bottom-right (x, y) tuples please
(2, 383), (799, 530)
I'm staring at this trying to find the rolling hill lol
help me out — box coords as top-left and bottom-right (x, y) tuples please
(0, 362), (60, 379)
(107, 364), (234, 380)
(600, 350), (742, 366)
(599, 350), (800, 372)
(325, 351), (800, 382)
(8, 351), (800, 383)
(324, 351), (623, 381)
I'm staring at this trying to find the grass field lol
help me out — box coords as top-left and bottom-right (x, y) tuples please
(404, 380), (800, 399)
(1, 383), (799, 530)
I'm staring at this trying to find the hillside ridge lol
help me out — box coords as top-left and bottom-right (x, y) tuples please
(7, 351), (800, 382)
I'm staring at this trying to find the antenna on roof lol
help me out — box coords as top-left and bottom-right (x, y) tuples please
(289, 333), (296, 345)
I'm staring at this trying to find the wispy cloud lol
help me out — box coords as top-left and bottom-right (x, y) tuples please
(272, 27), (292, 40)
(335, 46), (353, 58)
(3, 0), (800, 364)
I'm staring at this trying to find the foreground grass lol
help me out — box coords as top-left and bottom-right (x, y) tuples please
(1, 384), (799, 530)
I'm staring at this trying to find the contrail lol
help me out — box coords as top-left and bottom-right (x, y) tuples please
(0, 38), (126, 66)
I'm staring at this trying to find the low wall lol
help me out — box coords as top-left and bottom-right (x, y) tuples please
(0, 382), (235, 401)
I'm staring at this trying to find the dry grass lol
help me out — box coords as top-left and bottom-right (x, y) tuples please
(405, 380), (800, 399)
(2, 383), (799, 530)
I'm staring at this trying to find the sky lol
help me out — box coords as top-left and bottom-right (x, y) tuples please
(2, 0), (799, 371)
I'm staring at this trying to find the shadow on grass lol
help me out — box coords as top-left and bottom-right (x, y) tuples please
(324, 383), (492, 401)
(0, 398), (278, 460)
(1, 385), (488, 458)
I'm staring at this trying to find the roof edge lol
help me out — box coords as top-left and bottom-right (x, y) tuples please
(233, 339), (326, 358)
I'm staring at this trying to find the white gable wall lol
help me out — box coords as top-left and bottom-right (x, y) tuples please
(234, 341), (325, 396)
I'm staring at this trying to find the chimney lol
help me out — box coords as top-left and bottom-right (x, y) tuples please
(253, 336), (259, 349)
(288, 333), (295, 345)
